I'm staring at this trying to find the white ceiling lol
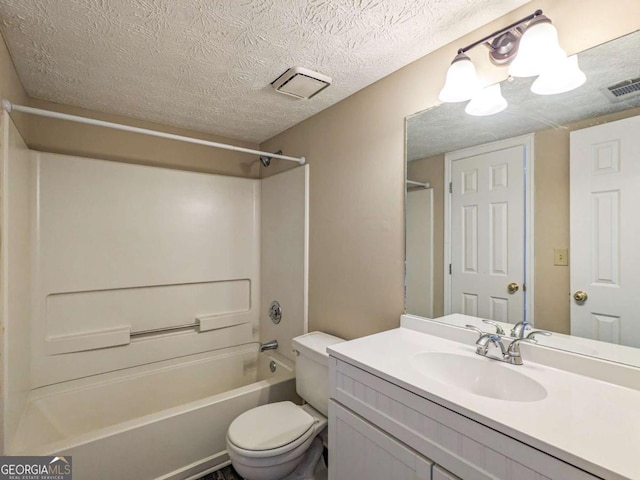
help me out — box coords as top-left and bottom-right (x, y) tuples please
(0, 0), (529, 143)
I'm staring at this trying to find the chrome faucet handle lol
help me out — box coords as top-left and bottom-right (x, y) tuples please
(526, 330), (552, 343)
(510, 320), (532, 338)
(465, 324), (485, 338)
(475, 333), (507, 358)
(506, 338), (537, 365)
(482, 319), (506, 335)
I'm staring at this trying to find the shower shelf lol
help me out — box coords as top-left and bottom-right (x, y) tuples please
(44, 311), (252, 355)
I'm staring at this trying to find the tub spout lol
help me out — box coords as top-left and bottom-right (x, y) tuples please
(260, 340), (278, 352)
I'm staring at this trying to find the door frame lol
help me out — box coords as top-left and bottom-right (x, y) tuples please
(443, 134), (535, 323)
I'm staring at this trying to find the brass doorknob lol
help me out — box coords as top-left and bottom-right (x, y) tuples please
(507, 282), (519, 294)
(573, 291), (588, 303)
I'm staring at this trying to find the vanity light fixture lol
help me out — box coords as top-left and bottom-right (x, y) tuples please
(439, 10), (586, 115)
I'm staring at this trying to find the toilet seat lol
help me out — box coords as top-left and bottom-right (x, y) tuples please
(227, 401), (317, 458)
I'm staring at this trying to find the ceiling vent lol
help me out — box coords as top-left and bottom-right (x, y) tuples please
(271, 67), (332, 99)
(602, 77), (640, 102)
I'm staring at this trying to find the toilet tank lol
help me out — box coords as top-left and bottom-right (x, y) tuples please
(292, 332), (344, 417)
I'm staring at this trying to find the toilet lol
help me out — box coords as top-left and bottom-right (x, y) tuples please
(226, 332), (344, 480)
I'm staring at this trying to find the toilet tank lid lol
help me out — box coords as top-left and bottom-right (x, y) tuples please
(292, 332), (344, 365)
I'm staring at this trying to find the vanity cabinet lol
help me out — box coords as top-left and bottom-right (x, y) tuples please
(329, 401), (433, 479)
(328, 357), (600, 480)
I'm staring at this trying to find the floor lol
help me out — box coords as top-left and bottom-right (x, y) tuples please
(198, 447), (329, 480)
(198, 464), (242, 480)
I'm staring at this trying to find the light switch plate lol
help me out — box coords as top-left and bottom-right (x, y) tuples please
(554, 248), (569, 266)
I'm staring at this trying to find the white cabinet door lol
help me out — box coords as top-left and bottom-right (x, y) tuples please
(447, 139), (529, 324)
(570, 114), (640, 347)
(329, 400), (432, 480)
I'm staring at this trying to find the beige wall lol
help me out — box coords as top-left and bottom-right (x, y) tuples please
(534, 129), (571, 332)
(261, 0), (640, 340)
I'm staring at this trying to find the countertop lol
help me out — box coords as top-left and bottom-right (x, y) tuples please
(328, 326), (640, 480)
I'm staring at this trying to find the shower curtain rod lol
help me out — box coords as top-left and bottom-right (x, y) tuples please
(406, 180), (431, 189)
(1, 100), (305, 165)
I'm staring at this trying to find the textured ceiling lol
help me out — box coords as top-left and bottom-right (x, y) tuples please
(0, 0), (529, 143)
(407, 30), (640, 161)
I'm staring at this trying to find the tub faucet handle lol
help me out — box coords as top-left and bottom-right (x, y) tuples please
(260, 340), (278, 352)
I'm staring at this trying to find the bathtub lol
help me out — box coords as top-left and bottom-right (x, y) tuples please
(11, 344), (297, 479)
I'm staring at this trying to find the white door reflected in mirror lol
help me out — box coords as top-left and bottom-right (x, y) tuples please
(570, 115), (640, 348)
(445, 136), (532, 324)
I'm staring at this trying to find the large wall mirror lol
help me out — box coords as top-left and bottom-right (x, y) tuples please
(405, 29), (640, 366)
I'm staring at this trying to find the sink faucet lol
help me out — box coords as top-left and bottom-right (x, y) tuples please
(260, 340), (278, 352)
(466, 325), (549, 366)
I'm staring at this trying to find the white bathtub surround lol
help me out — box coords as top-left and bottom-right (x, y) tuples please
(328, 321), (640, 480)
(1, 117), (310, 478)
(30, 152), (262, 386)
(13, 346), (296, 479)
(0, 113), (32, 453)
(260, 166), (310, 362)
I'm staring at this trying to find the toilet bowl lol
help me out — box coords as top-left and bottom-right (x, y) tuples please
(226, 332), (344, 480)
(227, 402), (326, 480)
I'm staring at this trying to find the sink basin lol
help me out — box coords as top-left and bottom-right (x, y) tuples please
(410, 352), (547, 402)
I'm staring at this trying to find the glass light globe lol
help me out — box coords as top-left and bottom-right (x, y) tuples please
(439, 53), (481, 103)
(465, 84), (508, 116)
(531, 55), (586, 95)
(509, 16), (565, 78)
